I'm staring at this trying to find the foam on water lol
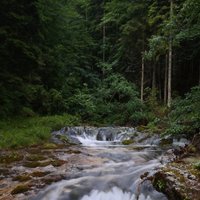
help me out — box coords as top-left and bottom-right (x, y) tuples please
(81, 187), (152, 200)
(75, 131), (122, 146)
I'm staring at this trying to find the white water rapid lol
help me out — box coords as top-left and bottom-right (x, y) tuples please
(34, 127), (168, 200)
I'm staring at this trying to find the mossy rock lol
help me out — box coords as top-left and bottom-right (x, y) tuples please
(159, 138), (173, 146)
(132, 132), (139, 137)
(23, 161), (41, 168)
(13, 174), (31, 182)
(23, 161), (50, 168)
(57, 135), (69, 143)
(0, 168), (10, 176)
(0, 153), (23, 164)
(23, 159), (65, 168)
(42, 175), (64, 184)
(67, 149), (81, 154)
(187, 145), (197, 153)
(11, 184), (30, 195)
(43, 143), (58, 149)
(27, 148), (42, 154)
(152, 171), (186, 200)
(137, 126), (147, 132)
(122, 139), (135, 145)
(31, 171), (50, 177)
(50, 160), (65, 167)
(26, 154), (46, 162)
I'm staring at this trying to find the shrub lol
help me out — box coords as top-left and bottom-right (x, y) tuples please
(65, 73), (149, 125)
(165, 86), (200, 136)
(94, 74), (148, 125)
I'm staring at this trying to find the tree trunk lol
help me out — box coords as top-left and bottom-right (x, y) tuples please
(152, 62), (156, 89)
(158, 61), (162, 100)
(103, 24), (106, 63)
(164, 54), (168, 104)
(199, 62), (200, 85)
(167, 0), (173, 107)
(102, 5), (106, 77)
(141, 55), (144, 102)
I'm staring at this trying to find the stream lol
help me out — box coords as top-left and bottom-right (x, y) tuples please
(33, 127), (168, 200)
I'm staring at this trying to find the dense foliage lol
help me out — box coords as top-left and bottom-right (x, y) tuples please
(165, 86), (200, 136)
(0, 0), (199, 131)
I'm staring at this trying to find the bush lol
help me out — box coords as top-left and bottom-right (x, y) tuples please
(93, 74), (148, 125)
(66, 73), (148, 125)
(68, 88), (97, 119)
(165, 86), (200, 136)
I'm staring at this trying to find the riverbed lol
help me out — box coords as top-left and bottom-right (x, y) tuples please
(0, 127), (168, 200)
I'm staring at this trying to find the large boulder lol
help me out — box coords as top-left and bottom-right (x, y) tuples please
(96, 128), (115, 141)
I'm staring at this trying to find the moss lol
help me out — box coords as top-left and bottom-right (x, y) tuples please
(128, 146), (145, 151)
(42, 178), (56, 185)
(23, 159), (65, 168)
(31, 171), (50, 177)
(152, 171), (183, 200)
(159, 138), (173, 146)
(26, 154), (46, 161)
(11, 184), (30, 195)
(0, 153), (23, 164)
(155, 179), (166, 191)
(57, 135), (69, 143)
(43, 143), (58, 149)
(51, 160), (65, 167)
(27, 148), (42, 154)
(137, 126), (147, 132)
(23, 161), (51, 168)
(122, 139), (135, 145)
(42, 175), (63, 184)
(23, 161), (41, 168)
(67, 149), (81, 154)
(13, 174), (31, 182)
(193, 161), (200, 170)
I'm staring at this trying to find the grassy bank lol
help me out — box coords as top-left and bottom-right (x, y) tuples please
(0, 115), (80, 149)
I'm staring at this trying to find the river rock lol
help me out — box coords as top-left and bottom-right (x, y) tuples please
(96, 128), (115, 141)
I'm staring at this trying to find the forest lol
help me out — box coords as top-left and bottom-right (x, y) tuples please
(0, 1), (200, 199)
(0, 0), (200, 147)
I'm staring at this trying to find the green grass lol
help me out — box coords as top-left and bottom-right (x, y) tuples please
(0, 114), (80, 149)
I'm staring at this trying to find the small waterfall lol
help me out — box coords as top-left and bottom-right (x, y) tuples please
(52, 127), (137, 146)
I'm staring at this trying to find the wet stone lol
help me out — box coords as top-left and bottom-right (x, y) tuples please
(11, 184), (31, 195)
(0, 183), (7, 188)
(31, 171), (50, 177)
(122, 139), (135, 145)
(42, 175), (65, 185)
(13, 174), (32, 182)
(26, 154), (46, 162)
(0, 153), (23, 164)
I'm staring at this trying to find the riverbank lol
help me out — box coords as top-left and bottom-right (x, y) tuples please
(0, 143), (84, 200)
(152, 133), (200, 200)
(152, 151), (200, 200)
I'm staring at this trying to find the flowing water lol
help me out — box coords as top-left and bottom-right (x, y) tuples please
(34, 127), (168, 200)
